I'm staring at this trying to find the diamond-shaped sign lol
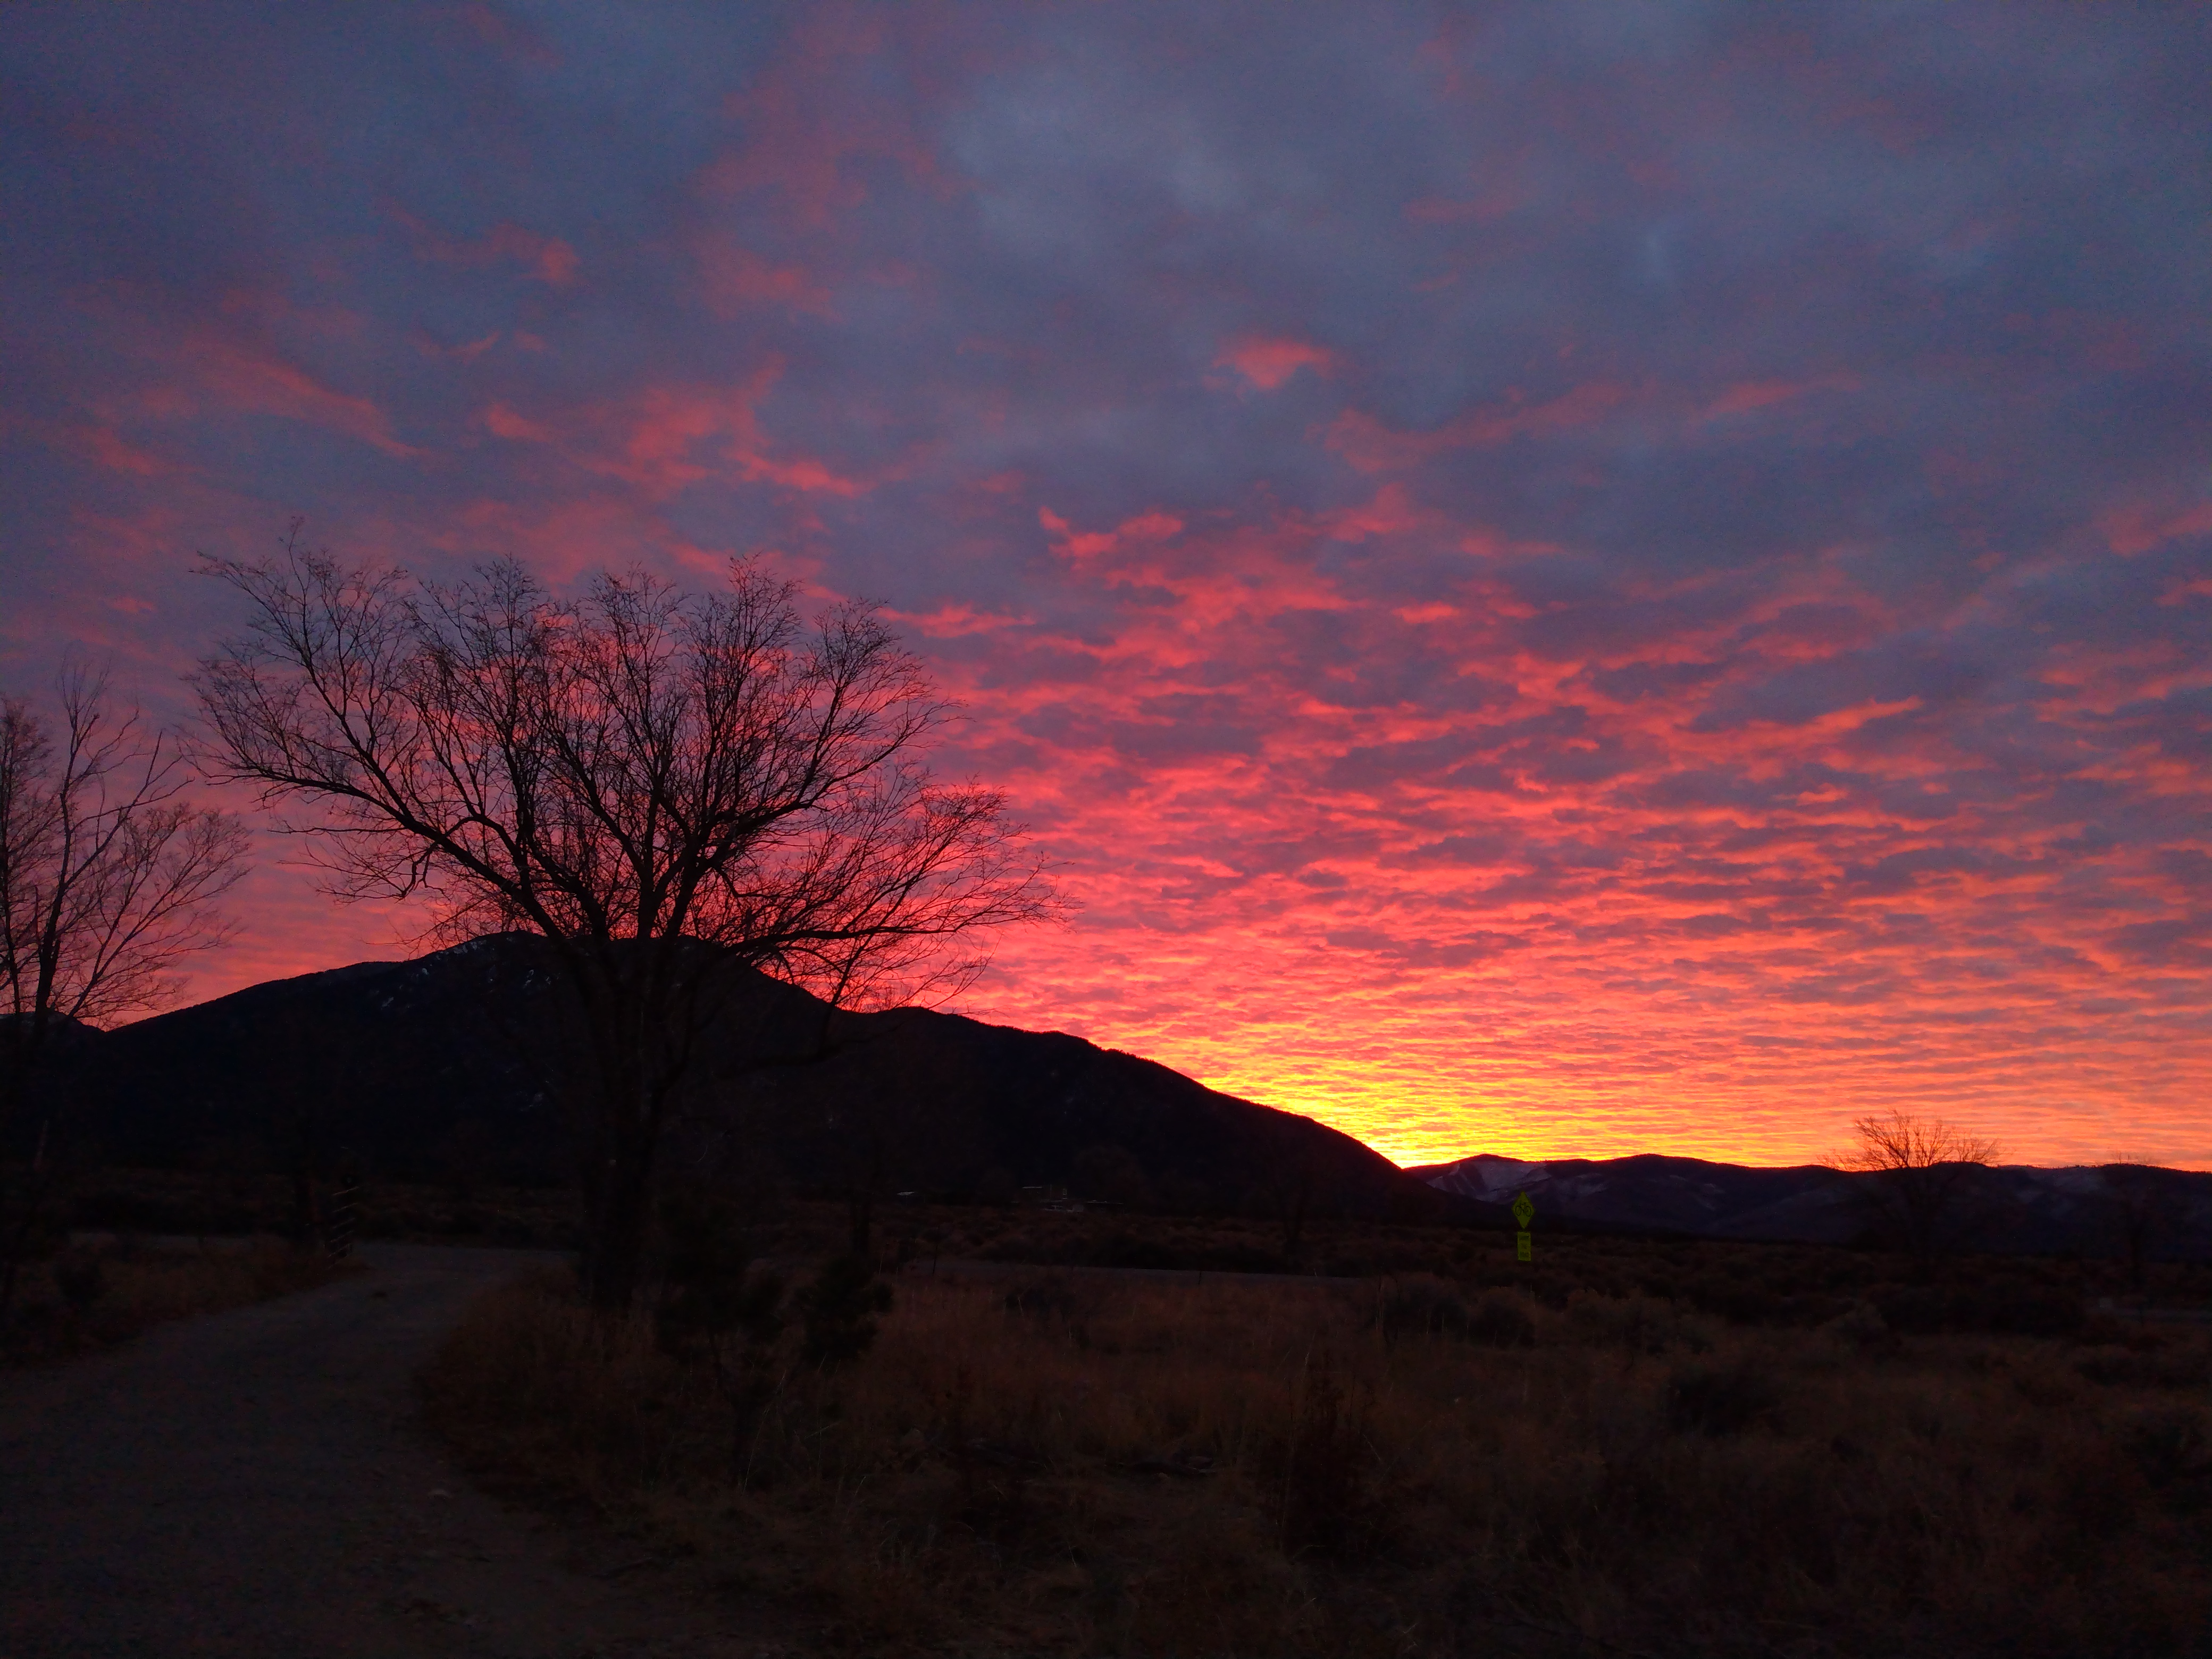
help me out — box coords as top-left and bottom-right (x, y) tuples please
(1511, 1192), (1535, 1228)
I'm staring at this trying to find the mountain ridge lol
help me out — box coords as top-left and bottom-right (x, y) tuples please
(20, 934), (1450, 1223)
(16, 936), (2209, 1261)
(1414, 1150), (2212, 1259)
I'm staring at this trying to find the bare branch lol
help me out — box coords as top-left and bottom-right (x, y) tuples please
(3, 663), (248, 1050)
(1834, 1109), (2002, 1276)
(192, 529), (1063, 1308)
(1, 659), (250, 1317)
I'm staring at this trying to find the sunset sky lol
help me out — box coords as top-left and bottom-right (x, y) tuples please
(4, 5), (2208, 1169)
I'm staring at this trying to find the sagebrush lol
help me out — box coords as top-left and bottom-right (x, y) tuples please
(422, 1256), (2212, 1657)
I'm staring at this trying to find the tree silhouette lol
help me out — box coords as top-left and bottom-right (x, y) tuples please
(1839, 1109), (2001, 1277)
(2099, 1159), (2177, 1292)
(194, 528), (1057, 1309)
(1, 661), (247, 1314)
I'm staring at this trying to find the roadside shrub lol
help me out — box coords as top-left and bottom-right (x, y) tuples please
(1377, 1279), (1535, 1349)
(51, 1246), (106, 1313)
(1966, 1281), (2084, 1337)
(1377, 1275), (1468, 1342)
(652, 1184), (784, 1362)
(2076, 1336), (2212, 1390)
(1000, 1273), (1103, 1336)
(1259, 1350), (1372, 1560)
(1822, 1300), (1896, 1353)
(1874, 1281), (2087, 1338)
(1874, 1284), (1949, 1334)
(1570, 1292), (1715, 1356)
(3, 1236), (349, 1365)
(1664, 1358), (1780, 1436)
(1463, 1291), (1536, 1348)
(2120, 1404), (2212, 1489)
(795, 1254), (891, 1367)
(421, 1237), (2212, 1658)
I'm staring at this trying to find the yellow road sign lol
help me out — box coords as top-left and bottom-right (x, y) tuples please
(1515, 1230), (1532, 1262)
(1511, 1192), (1534, 1228)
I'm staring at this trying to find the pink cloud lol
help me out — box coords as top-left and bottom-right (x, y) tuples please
(697, 7), (950, 231)
(414, 329), (502, 363)
(482, 403), (553, 442)
(14, 3), (2206, 1176)
(482, 370), (874, 500)
(1326, 381), (1634, 472)
(1702, 372), (1861, 419)
(1214, 335), (1335, 391)
(1040, 506), (1185, 562)
(170, 335), (418, 457)
(56, 422), (180, 477)
(696, 241), (834, 318)
(390, 205), (579, 287)
(2101, 499), (2212, 557)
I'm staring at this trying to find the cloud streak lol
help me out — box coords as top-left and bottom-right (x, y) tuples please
(2, 1), (2207, 1167)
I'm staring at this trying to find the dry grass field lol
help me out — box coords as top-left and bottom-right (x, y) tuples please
(1, 1234), (355, 1365)
(55, 1164), (584, 1249)
(422, 1216), (2212, 1658)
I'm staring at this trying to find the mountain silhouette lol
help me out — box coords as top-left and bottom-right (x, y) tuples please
(28, 934), (1446, 1221)
(1416, 1151), (2212, 1260)
(24, 935), (2205, 1262)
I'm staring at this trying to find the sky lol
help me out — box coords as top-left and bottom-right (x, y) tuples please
(3, 3), (2209, 1170)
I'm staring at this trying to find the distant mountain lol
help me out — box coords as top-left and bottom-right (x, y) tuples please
(25, 934), (1447, 1221)
(1414, 1151), (2212, 1261)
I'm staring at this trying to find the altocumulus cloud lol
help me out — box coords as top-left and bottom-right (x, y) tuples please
(2, 2), (2207, 1166)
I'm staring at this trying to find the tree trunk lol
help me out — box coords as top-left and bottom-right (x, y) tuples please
(582, 1121), (656, 1312)
(846, 1129), (885, 1262)
(0, 1119), (53, 1323)
(565, 954), (667, 1314)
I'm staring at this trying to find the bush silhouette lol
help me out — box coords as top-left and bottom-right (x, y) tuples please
(1665, 1359), (1779, 1435)
(797, 1254), (892, 1367)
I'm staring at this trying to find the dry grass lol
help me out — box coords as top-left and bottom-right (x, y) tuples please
(60, 1164), (583, 1248)
(422, 1261), (2212, 1657)
(2, 1235), (356, 1364)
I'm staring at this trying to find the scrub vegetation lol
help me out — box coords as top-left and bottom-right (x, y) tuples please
(421, 1210), (2212, 1658)
(1, 1234), (351, 1365)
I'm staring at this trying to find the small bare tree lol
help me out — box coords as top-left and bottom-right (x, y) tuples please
(193, 528), (1058, 1309)
(1, 661), (249, 1314)
(1839, 1109), (2001, 1277)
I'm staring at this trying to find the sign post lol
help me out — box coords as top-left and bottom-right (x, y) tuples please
(1512, 1191), (1534, 1262)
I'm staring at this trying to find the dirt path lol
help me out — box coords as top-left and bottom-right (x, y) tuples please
(0, 1244), (787, 1659)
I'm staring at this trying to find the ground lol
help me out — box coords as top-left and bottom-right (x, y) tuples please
(0, 1244), (793, 1659)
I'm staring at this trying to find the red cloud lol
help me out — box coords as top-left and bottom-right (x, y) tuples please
(2101, 499), (2212, 557)
(1702, 373), (1861, 419)
(697, 241), (834, 318)
(1325, 381), (1633, 472)
(1214, 335), (1335, 391)
(51, 422), (180, 477)
(164, 334), (418, 457)
(1039, 506), (1185, 562)
(18, 3), (2206, 1176)
(697, 7), (949, 231)
(482, 368), (873, 500)
(390, 205), (579, 287)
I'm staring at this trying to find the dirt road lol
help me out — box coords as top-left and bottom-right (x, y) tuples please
(0, 1244), (782, 1659)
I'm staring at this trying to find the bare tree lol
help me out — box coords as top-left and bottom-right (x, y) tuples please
(1839, 1109), (2002, 1277)
(193, 528), (1059, 1309)
(1, 661), (249, 1314)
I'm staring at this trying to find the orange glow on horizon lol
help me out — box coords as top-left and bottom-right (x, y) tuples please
(10, 4), (2210, 1178)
